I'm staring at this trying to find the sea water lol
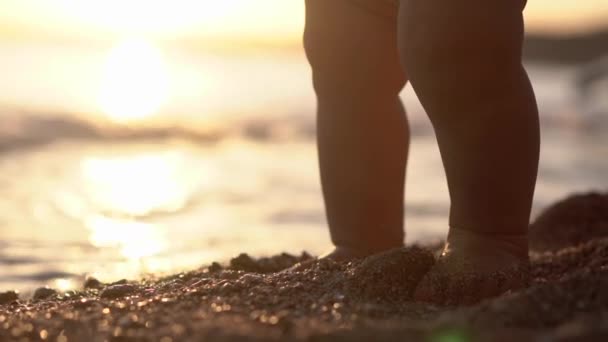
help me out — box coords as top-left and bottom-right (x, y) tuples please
(0, 42), (606, 293)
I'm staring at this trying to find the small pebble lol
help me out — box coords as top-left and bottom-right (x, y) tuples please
(239, 274), (264, 284)
(101, 284), (136, 299)
(208, 262), (223, 273)
(0, 291), (19, 305)
(230, 253), (260, 273)
(33, 287), (57, 301)
(84, 276), (103, 289)
(110, 279), (128, 286)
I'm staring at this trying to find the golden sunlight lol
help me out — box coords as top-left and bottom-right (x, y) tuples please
(85, 215), (168, 260)
(0, 1), (306, 44)
(80, 151), (192, 261)
(0, 0), (606, 41)
(65, 0), (236, 34)
(98, 37), (170, 121)
(81, 152), (190, 216)
(53, 278), (76, 292)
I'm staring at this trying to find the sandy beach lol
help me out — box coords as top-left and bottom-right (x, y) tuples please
(1, 2), (607, 341)
(1, 192), (607, 342)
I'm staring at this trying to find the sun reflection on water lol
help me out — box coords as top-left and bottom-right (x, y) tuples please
(85, 215), (167, 260)
(79, 150), (199, 263)
(53, 278), (76, 292)
(81, 152), (190, 216)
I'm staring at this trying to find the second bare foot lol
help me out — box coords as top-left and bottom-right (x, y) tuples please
(413, 228), (530, 306)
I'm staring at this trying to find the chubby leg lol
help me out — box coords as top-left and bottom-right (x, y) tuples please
(398, 0), (540, 304)
(305, 0), (408, 258)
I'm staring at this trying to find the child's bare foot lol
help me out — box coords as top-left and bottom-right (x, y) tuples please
(414, 228), (530, 306)
(319, 246), (385, 261)
(288, 245), (401, 272)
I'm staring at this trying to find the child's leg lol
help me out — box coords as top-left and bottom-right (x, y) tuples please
(305, 0), (408, 258)
(397, 0), (540, 303)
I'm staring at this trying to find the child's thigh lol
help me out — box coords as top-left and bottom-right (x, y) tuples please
(304, 0), (405, 92)
(398, 0), (527, 70)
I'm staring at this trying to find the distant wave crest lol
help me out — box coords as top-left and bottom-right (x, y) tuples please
(0, 111), (322, 153)
(2, 103), (606, 154)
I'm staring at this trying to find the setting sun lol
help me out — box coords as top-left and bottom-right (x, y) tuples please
(98, 37), (170, 121)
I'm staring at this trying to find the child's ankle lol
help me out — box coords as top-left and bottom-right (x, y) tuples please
(446, 226), (529, 260)
(327, 243), (404, 260)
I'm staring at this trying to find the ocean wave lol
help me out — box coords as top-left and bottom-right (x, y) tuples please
(0, 113), (219, 153)
(0, 110), (435, 154)
(1, 104), (606, 154)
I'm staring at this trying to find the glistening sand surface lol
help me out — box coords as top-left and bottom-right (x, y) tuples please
(1, 193), (608, 341)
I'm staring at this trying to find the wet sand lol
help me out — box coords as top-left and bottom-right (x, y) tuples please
(1, 192), (608, 341)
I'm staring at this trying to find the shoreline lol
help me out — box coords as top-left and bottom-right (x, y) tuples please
(1, 192), (607, 341)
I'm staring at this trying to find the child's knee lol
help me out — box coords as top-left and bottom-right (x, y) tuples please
(303, 26), (356, 93)
(398, 0), (526, 115)
(304, 2), (405, 97)
(305, 36), (404, 98)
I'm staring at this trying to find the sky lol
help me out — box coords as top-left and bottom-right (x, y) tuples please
(0, 0), (607, 44)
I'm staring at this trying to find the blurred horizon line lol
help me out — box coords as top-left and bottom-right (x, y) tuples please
(1, 23), (608, 52)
